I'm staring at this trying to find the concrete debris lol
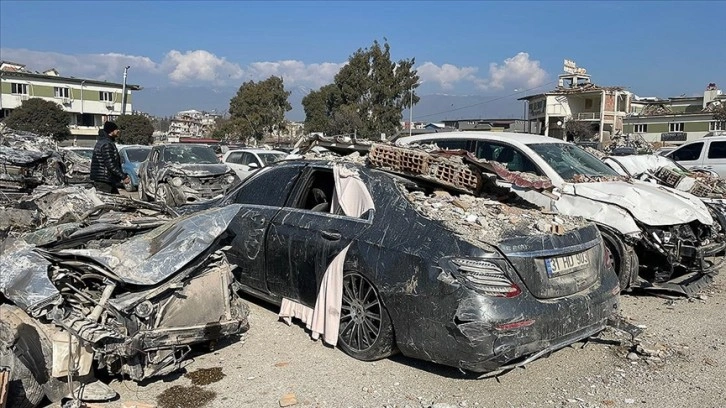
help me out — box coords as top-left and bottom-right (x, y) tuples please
(604, 133), (654, 155)
(407, 189), (588, 244)
(279, 393), (299, 407)
(584, 146), (606, 159)
(60, 149), (91, 184)
(302, 149), (367, 165)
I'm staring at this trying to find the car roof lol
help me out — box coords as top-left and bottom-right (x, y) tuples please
(396, 131), (566, 146)
(227, 148), (287, 154)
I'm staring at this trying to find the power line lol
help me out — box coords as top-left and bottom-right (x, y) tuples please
(412, 80), (558, 121)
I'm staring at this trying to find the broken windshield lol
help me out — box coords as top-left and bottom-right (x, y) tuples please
(528, 143), (620, 180)
(164, 145), (219, 164)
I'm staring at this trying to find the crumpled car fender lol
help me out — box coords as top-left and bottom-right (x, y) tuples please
(553, 193), (641, 236)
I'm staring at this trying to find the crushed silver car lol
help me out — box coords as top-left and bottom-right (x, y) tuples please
(137, 144), (238, 206)
(0, 205), (248, 408)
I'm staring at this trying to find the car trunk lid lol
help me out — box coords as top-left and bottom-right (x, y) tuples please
(496, 224), (602, 299)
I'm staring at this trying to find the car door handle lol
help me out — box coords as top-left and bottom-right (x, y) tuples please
(321, 230), (341, 241)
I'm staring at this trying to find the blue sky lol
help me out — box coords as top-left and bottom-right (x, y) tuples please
(1, 0), (725, 118)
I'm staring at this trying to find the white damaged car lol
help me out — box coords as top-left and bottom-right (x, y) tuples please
(394, 132), (726, 296)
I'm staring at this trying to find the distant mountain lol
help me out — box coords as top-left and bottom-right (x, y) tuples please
(134, 87), (526, 122)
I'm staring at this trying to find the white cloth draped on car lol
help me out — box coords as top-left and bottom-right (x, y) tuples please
(278, 164), (375, 346)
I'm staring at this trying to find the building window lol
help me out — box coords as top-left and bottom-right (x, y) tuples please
(99, 91), (113, 102)
(11, 83), (28, 95)
(710, 121), (726, 131)
(54, 87), (70, 98)
(634, 124), (648, 133)
(669, 122), (684, 132)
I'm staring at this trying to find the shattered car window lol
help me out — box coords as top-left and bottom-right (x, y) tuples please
(528, 143), (621, 180)
(163, 145), (220, 164)
(125, 148), (150, 162)
(258, 152), (287, 165)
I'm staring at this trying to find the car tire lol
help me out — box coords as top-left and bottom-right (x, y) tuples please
(156, 183), (177, 207)
(337, 271), (397, 361)
(0, 314), (45, 408)
(600, 227), (636, 291)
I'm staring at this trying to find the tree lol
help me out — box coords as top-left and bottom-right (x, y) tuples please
(302, 40), (419, 139)
(228, 76), (292, 144)
(115, 114), (155, 145)
(713, 104), (726, 123)
(565, 120), (596, 141)
(3, 98), (71, 140)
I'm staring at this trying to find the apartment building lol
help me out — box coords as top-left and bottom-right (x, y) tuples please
(0, 61), (141, 146)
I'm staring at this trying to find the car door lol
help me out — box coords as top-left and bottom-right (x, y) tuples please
(264, 166), (375, 306)
(225, 163), (305, 293)
(667, 141), (705, 170)
(703, 140), (726, 178)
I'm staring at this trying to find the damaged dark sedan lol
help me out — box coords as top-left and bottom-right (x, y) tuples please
(183, 158), (621, 375)
(137, 144), (238, 206)
(0, 206), (249, 408)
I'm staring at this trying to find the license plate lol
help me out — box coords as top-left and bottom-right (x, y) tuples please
(546, 252), (590, 277)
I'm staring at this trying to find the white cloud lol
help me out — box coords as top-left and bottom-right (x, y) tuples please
(0, 48), (159, 81)
(248, 60), (346, 87)
(0, 48), (549, 94)
(478, 52), (548, 90)
(417, 62), (479, 89)
(162, 50), (244, 83)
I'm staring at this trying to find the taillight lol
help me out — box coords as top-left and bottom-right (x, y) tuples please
(603, 245), (614, 270)
(451, 258), (521, 298)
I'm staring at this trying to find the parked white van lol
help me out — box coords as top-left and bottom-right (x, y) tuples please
(665, 136), (726, 178)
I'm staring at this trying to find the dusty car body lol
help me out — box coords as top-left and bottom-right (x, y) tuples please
(394, 132), (725, 296)
(0, 126), (65, 201)
(59, 147), (93, 185)
(665, 135), (726, 178)
(137, 144), (237, 206)
(0, 205), (249, 407)
(182, 158), (621, 375)
(221, 148), (287, 181)
(118, 145), (151, 192)
(602, 154), (726, 231)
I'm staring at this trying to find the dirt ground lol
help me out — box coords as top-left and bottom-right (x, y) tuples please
(54, 269), (724, 408)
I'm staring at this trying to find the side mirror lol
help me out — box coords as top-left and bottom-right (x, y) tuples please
(248, 162), (259, 169)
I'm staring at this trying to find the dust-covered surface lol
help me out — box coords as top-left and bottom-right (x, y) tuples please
(156, 385), (217, 408)
(406, 189), (589, 243)
(98, 272), (726, 408)
(184, 367), (226, 386)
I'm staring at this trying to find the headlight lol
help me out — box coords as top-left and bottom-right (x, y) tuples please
(225, 175), (235, 184)
(170, 177), (184, 187)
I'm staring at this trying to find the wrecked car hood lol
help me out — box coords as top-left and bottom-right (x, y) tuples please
(57, 204), (241, 286)
(561, 180), (713, 226)
(167, 163), (231, 177)
(602, 155), (675, 177)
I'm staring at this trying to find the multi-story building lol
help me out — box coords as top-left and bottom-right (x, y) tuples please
(0, 61), (141, 146)
(623, 83), (725, 144)
(167, 109), (220, 139)
(519, 60), (631, 142)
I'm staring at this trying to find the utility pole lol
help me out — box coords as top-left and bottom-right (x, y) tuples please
(121, 66), (130, 115)
(409, 87), (413, 137)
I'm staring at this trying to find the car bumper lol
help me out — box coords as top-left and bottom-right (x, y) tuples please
(449, 283), (619, 373)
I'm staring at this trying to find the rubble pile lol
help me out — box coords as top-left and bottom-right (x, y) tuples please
(604, 133), (654, 155)
(653, 166), (726, 198)
(407, 189), (588, 244)
(369, 144), (482, 194)
(571, 174), (628, 183)
(303, 149), (367, 165)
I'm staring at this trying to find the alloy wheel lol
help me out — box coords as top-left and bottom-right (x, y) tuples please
(339, 273), (383, 352)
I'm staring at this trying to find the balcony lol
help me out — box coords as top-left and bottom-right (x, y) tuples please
(575, 112), (601, 120)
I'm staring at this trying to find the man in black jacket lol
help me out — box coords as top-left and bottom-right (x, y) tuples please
(90, 121), (129, 194)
